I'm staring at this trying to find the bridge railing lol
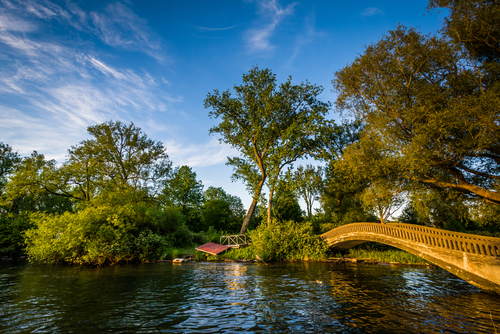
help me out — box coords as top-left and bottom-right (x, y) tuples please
(322, 223), (500, 258)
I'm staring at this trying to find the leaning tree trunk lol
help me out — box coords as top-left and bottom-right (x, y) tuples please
(240, 178), (265, 234)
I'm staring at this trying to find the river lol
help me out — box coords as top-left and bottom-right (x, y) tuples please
(1, 260), (499, 333)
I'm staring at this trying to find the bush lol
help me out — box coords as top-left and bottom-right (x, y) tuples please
(247, 219), (328, 262)
(0, 212), (31, 258)
(25, 203), (183, 265)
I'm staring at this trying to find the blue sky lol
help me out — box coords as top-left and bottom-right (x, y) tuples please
(0, 0), (446, 209)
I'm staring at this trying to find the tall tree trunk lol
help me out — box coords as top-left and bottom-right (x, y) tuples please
(240, 177), (265, 234)
(267, 184), (276, 223)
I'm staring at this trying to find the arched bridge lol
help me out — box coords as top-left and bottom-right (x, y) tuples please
(321, 223), (500, 295)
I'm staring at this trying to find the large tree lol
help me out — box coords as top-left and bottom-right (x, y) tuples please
(4, 121), (171, 206)
(334, 18), (500, 206)
(205, 66), (330, 233)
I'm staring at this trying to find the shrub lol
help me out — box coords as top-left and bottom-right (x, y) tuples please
(25, 204), (183, 265)
(247, 219), (328, 262)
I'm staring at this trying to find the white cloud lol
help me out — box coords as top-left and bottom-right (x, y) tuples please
(165, 138), (239, 167)
(246, 0), (296, 52)
(88, 57), (126, 80)
(0, 12), (36, 31)
(361, 7), (384, 17)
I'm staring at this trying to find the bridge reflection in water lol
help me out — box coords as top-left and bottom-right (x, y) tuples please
(322, 223), (500, 295)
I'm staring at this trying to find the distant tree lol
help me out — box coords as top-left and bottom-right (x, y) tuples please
(272, 182), (304, 222)
(359, 181), (406, 224)
(74, 121), (171, 201)
(0, 142), (20, 192)
(163, 165), (204, 231)
(205, 66), (330, 233)
(318, 161), (374, 231)
(3, 151), (75, 211)
(398, 202), (421, 225)
(291, 164), (323, 218)
(202, 186), (245, 232)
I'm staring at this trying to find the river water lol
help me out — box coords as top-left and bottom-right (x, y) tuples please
(1, 260), (499, 333)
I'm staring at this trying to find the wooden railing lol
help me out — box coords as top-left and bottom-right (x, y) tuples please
(220, 234), (247, 247)
(322, 223), (500, 257)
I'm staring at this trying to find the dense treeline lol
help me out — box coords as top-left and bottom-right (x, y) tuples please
(1, 0), (499, 264)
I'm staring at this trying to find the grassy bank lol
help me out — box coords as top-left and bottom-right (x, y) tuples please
(341, 249), (430, 265)
(194, 246), (430, 266)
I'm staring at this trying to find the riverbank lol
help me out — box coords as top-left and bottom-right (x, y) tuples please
(192, 247), (432, 266)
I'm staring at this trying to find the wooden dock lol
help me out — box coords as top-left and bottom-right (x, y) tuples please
(195, 242), (230, 256)
(195, 235), (248, 256)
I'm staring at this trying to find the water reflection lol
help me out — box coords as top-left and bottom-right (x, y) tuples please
(1, 260), (499, 333)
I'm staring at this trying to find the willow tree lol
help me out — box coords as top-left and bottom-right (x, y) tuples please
(205, 67), (330, 233)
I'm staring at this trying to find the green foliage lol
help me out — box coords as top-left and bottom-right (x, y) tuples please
(202, 226), (227, 243)
(205, 66), (330, 232)
(247, 219), (328, 262)
(162, 165), (204, 231)
(334, 21), (500, 206)
(444, 218), (466, 233)
(317, 160), (375, 231)
(291, 165), (323, 218)
(0, 213), (31, 257)
(271, 185), (304, 222)
(201, 186), (244, 232)
(24, 203), (186, 265)
(346, 248), (429, 265)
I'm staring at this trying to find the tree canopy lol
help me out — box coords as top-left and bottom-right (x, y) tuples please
(334, 21), (500, 206)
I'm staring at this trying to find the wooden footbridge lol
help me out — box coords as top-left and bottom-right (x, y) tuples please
(321, 223), (500, 295)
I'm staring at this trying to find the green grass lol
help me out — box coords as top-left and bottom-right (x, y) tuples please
(345, 248), (430, 265)
(162, 246), (196, 260)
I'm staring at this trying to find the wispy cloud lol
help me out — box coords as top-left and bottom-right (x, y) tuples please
(285, 12), (322, 68)
(246, 0), (296, 52)
(0, 0), (179, 158)
(89, 2), (166, 62)
(361, 7), (384, 17)
(88, 57), (126, 80)
(165, 138), (239, 168)
(1, 0), (167, 62)
(196, 25), (238, 31)
(0, 12), (36, 31)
